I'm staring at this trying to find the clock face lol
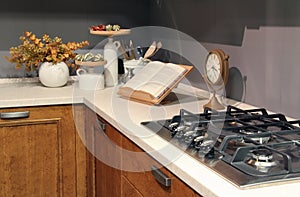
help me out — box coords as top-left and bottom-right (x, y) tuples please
(205, 53), (221, 84)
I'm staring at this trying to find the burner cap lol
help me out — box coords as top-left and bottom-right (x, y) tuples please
(247, 148), (278, 173)
(250, 149), (273, 161)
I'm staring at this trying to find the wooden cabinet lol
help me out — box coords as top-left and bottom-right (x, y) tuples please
(0, 105), (89, 197)
(0, 103), (200, 196)
(85, 107), (200, 197)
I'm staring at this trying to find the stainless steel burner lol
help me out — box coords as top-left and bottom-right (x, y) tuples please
(247, 149), (278, 172)
(250, 149), (273, 161)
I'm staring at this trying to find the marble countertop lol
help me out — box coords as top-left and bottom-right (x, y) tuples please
(0, 78), (299, 197)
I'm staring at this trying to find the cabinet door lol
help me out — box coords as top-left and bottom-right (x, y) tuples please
(85, 107), (122, 197)
(121, 175), (143, 197)
(122, 136), (199, 197)
(0, 105), (88, 197)
(95, 117), (122, 197)
(0, 121), (61, 196)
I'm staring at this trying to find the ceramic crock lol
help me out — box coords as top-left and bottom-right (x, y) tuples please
(38, 62), (69, 87)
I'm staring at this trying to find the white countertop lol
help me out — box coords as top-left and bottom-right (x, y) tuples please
(0, 78), (299, 197)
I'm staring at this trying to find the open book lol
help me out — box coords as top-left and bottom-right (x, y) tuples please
(117, 61), (193, 104)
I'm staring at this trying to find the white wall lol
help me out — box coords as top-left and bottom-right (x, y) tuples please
(203, 26), (300, 118)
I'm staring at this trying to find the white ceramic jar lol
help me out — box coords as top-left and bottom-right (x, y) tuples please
(104, 37), (120, 87)
(76, 68), (104, 90)
(39, 62), (69, 87)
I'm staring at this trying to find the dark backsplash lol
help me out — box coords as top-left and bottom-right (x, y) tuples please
(0, 0), (151, 50)
(0, 0), (151, 77)
(149, 0), (300, 46)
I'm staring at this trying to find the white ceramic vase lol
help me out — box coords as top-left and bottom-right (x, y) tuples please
(39, 62), (69, 87)
(104, 37), (121, 87)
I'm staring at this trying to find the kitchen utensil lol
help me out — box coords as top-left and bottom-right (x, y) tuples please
(143, 41), (156, 59)
(151, 41), (162, 57)
(119, 41), (130, 60)
(121, 67), (135, 84)
(136, 46), (143, 58)
(129, 40), (136, 60)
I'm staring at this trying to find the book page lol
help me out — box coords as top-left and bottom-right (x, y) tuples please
(123, 61), (164, 90)
(122, 61), (187, 98)
(141, 63), (186, 98)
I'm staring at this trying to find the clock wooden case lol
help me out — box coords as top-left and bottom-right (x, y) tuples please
(203, 49), (229, 110)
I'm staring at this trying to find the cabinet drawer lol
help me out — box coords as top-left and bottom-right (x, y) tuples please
(122, 136), (197, 197)
(0, 106), (65, 124)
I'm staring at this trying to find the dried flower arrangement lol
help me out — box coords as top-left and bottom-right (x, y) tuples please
(6, 31), (89, 71)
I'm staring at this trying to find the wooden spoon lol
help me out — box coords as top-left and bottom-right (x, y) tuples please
(152, 41), (162, 57)
(143, 41), (156, 59)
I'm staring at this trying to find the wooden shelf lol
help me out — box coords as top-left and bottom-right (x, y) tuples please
(89, 29), (131, 37)
(75, 60), (107, 67)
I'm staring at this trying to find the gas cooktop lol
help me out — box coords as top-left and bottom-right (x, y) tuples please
(141, 105), (300, 188)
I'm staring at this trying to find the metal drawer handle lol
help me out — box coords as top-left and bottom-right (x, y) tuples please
(96, 118), (106, 132)
(151, 166), (172, 187)
(0, 111), (30, 119)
